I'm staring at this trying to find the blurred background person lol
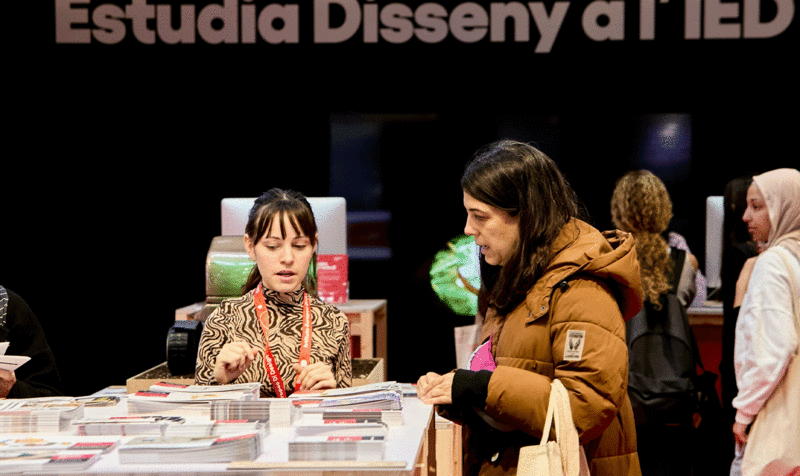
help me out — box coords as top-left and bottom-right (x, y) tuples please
(0, 286), (63, 398)
(610, 170), (698, 476)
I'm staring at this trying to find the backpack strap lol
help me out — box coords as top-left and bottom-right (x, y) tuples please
(669, 247), (687, 295)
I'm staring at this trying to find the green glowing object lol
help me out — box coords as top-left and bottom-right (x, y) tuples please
(429, 234), (481, 316)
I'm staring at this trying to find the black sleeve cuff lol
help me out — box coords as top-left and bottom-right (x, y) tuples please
(452, 369), (492, 408)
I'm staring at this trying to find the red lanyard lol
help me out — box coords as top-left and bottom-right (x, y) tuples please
(253, 283), (313, 398)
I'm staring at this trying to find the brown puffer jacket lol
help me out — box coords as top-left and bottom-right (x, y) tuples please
(451, 219), (643, 476)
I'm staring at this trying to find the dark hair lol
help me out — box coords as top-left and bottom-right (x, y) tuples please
(723, 176), (754, 248)
(242, 188), (319, 295)
(462, 140), (581, 315)
(721, 176), (756, 282)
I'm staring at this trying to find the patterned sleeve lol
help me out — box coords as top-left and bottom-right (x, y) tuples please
(332, 309), (353, 388)
(195, 307), (228, 385)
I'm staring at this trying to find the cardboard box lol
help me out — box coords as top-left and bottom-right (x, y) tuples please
(126, 362), (194, 394)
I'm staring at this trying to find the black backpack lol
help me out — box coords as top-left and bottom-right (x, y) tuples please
(626, 248), (698, 427)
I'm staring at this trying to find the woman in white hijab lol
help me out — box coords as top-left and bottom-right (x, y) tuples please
(731, 168), (800, 476)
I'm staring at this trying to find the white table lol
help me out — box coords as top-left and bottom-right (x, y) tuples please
(8, 394), (435, 476)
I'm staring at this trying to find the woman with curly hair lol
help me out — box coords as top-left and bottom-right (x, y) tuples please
(610, 170), (698, 476)
(610, 170), (697, 309)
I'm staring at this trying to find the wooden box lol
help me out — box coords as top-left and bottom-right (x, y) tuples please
(126, 362), (194, 394)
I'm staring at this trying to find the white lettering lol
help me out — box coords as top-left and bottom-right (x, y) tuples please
(381, 3), (414, 44)
(415, 3), (449, 43)
(490, 2), (530, 42)
(259, 5), (300, 44)
(127, 0), (156, 44)
(744, 0), (794, 37)
(685, 0), (702, 38)
(93, 4), (125, 44)
(450, 3), (488, 43)
(582, 0), (624, 41)
(705, 0), (740, 38)
(530, 2), (569, 52)
(315, 0), (361, 43)
(363, 1), (379, 43)
(157, 4), (196, 44)
(640, 0), (655, 39)
(56, 0), (91, 44)
(55, 0), (791, 48)
(197, 0), (239, 44)
(242, 1), (257, 43)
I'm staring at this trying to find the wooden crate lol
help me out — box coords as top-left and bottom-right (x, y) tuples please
(336, 299), (388, 377)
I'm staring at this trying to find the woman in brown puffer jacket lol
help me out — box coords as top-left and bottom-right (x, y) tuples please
(417, 139), (643, 476)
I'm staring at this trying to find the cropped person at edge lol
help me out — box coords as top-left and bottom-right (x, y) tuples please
(417, 140), (644, 476)
(195, 188), (352, 397)
(730, 168), (800, 475)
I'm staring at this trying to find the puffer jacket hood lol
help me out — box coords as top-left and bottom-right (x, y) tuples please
(525, 220), (643, 323)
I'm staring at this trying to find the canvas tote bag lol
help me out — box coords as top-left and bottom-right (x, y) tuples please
(742, 247), (800, 476)
(518, 379), (590, 476)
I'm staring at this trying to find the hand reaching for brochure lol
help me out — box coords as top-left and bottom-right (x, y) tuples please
(213, 341), (260, 385)
(416, 371), (454, 405)
(293, 361), (336, 391)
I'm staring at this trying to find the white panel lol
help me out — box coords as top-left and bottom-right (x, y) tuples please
(221, 197), (347, 256)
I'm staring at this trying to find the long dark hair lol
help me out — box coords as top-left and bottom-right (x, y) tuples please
(462, 140), (581, 315)
(242, 188), (319, 295)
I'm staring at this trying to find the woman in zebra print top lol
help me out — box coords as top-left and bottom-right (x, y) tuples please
(195, 189), (352, 397)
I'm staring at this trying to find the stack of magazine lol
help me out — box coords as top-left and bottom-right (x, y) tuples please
(284, 382), (408, 462)
(0, 397), (85, 433)
(209, 399), (300, 428)
(126, 382), (260, 415)
(73, 416), (187, 436)
(117, 432), (262, 464)
(287, 435), (386, 462)
(290, 381), (403, 412)
(0, 435), (119, 473)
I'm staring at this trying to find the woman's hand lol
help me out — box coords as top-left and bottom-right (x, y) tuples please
(734, 256), (759, 307)
(293, 361), (335, 391)
(732, 421), (749, 448)
(213, 341), (259, 385)
(416, 371), (454, 405)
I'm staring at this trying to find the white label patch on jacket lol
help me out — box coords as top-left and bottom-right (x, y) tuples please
(563, 330), (586, 361)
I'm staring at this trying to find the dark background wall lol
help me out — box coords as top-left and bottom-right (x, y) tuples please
(2, 0), (796, 396)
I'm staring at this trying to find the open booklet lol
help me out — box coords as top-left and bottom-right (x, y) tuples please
(0, 342), (30, 372)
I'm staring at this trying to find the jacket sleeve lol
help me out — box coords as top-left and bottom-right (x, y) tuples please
(483, 277), (630, 444)
(732, 249), (799, 425)
(4, 289), (64, 398)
